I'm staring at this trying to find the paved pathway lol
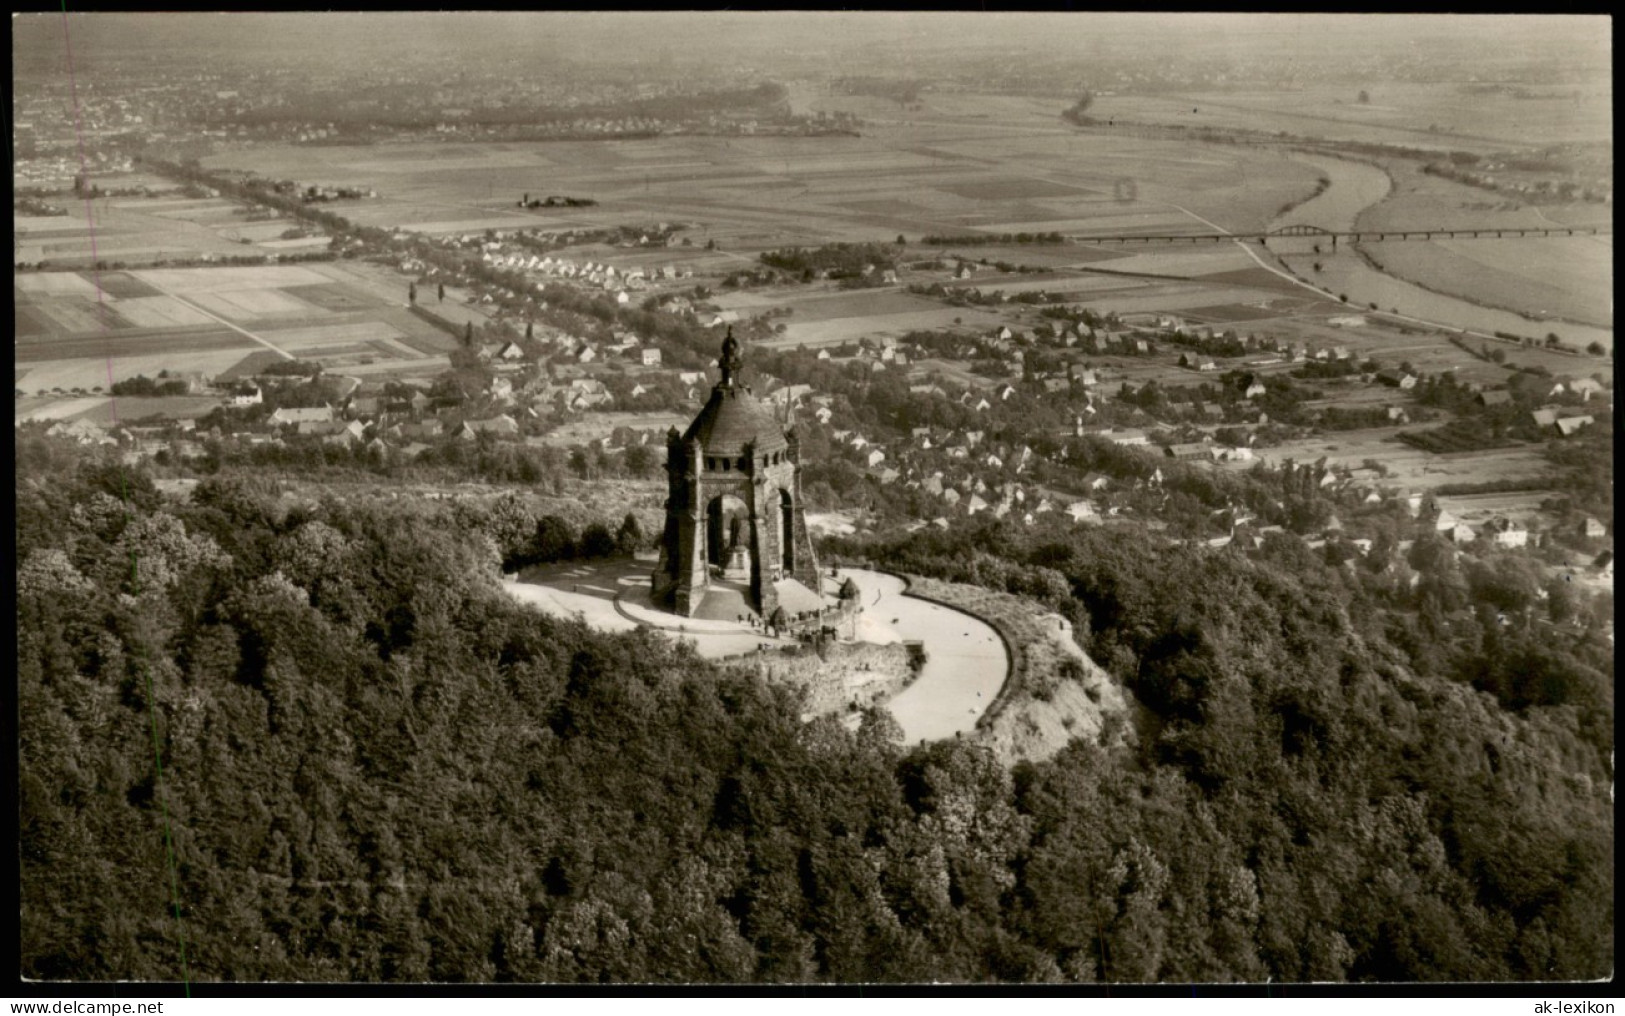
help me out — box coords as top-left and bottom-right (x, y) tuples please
(502, 563), (1011, 737)
(833, 569), (1009, 745)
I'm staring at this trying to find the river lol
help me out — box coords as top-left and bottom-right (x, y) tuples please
(1270, 152), (1614, 351)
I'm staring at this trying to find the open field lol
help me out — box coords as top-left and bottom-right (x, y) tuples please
(1241, 428), (1553, 491)
(1093, 83), (1611, 153)
(772, 306), (1007, 348)
(14, 328), (256, 365)
(254, 320), (410, 350)
(1274, 248), (1613, 352)
(14, 262), (458, 392)
(200, 126), (1330, 249)
(1359, 236), (1612, 329)
(15, 347), (262, 394)
(14, 394), (222, 426)
(1356, 165), (1581, 234)
(13, 195), (329, 266)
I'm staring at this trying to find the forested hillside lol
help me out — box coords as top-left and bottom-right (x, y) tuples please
(17, 434), (1612, 983)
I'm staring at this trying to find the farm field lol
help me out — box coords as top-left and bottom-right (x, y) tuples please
(774, 307), (1005, 348)
(13, 195), (324, 266)
(200, 125), (1330, 249)
(713, 287), (932, 322)
(1242, 428), (1553, 492)
(13, 394), (222, 426)
(15, 347), (261, 394)
(14, 261), (458, 393)
(1094, 83), (1611, 153)
(1078, 247), (1260, 277)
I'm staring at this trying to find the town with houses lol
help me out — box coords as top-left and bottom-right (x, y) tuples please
(14, 13), (1614, 989)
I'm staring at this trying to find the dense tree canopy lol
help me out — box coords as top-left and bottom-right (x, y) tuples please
(17, 438), (1613, 983)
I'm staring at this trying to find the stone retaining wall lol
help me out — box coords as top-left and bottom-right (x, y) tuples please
(719, 639), (915, 717)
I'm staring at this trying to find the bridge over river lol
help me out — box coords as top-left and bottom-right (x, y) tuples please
(1076, 223), (1613, 246)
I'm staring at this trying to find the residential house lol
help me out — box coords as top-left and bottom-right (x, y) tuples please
(1376, 370), (1417, 389)
(1582, 517), (1607, 539)
(1079, 472), (1110, 493)
(271, 406), (335, 426)
(1165, 442), (1213, 461)
(46, 418), (110, 444)
(390, 419), (443, 442)
(1568, 377), (1604, 400)
(640, 348), (663, 367)
(1554, 415), (1594, 437)
(1445, 522), (1478, 544)
(230, 384), (262, 408)
(1484, 517), (1528, 549)
(347, 395), (382, 419)
(297, 419), (363, 443)
(1477, 390), (1513, 408)
(460, 415), (520, 439)
(866, 449), (886, 468)
(1066, 500), (1098, 522)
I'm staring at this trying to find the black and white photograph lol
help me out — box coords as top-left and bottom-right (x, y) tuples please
(13, 11), (1614, 991)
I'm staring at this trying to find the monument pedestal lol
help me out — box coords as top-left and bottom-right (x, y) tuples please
(722, 545), (751, 581)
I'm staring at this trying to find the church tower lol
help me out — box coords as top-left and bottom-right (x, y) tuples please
(651, 329), (821, 620)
